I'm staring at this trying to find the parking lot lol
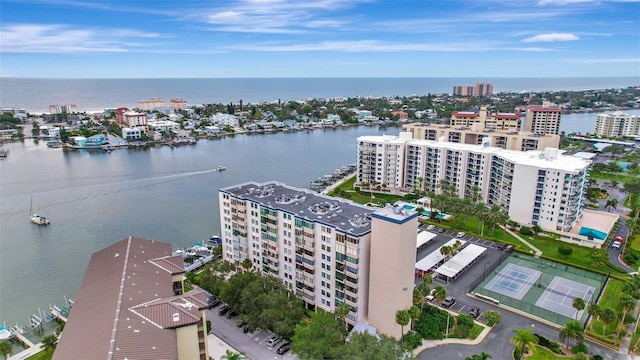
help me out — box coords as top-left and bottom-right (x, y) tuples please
(206, 304), (298, 360)
(415, 223), (511, 322)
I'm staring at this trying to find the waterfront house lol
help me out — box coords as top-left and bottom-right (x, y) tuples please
(122, 127), (142, 141)
(203, 126), (221, 135)
(148, 120), (180, 132)
(245, 123), (260, 132)
(85, 134), (107, 148)
(0, 129), (19, 139)
(282, 119), (297, 128)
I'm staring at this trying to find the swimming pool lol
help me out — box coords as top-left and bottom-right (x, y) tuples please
(402, 204), (446, 219)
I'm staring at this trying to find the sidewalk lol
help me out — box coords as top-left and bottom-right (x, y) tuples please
(413, 321), (492, 355)
(501, 226), (542, 257)
(208, 333), (246, 360)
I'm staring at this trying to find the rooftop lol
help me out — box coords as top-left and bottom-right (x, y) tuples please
(220, 181), (375, 236)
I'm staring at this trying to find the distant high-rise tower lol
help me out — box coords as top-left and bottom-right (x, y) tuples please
(452, 85), (474, 96)
(474, 82), (493, 97)
(525, 105), (562, 135)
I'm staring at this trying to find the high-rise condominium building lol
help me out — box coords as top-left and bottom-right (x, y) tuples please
(525, 106), (563, 135)
(594, 112), (640, 138)
(474, 82), (493, 97)
(402, 122), (560, 151)
(219, 181), (418, 339)
(452, 85), (474, 96)
(357, 133), (591, 232)
(450, 106), (521, 131)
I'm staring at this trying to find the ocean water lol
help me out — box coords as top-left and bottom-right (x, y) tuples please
(1, 77), (637, 113)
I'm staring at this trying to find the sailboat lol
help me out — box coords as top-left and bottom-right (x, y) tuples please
(30, 193), (50, 225)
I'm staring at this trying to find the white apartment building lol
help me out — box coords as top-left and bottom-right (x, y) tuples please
(211, 113), (239, 128)
(357, 133), (591, 232)
(219, 182), (417, 339)
(594, 112), (640, 138)
(122, 127), (141, 140)
(137, 98), (165, 111)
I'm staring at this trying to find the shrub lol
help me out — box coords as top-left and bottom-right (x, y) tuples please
(402, 330), (422, 349)
(454, 314), (474, 338)
(590, 355), (603, 360)
(519, 226), (533, 235)
(571, 343), (588, 354)
(624, 254), (637, 266)
(415, 304), (450, 340)
(558, 245), (573, 257)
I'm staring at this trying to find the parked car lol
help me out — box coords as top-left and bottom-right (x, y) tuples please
(266, 334), (282, 347)
(615, 235), (624, 242)
(468, 306), (480, 319)
(208, 299), (222, 309)
(438, 228), (445, 233)
(457, 232), (466, 238)
(612, 241), (622, 250)
(441, 296), (456, 308)
(427, 225), (435, 230)
(276, 343), (290, 355)
(218, 305), (230, 316)
(425, 289), (436, 302)
(226, 309), (238, 319)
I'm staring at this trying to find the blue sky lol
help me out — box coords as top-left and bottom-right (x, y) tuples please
(1, 0), (639, 78)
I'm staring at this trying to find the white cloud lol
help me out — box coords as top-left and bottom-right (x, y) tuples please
(0, 23), (167, 53)
(522, 33), (579, 42)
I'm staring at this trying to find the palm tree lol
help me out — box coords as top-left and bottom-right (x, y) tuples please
(41, 334), (58, 352)
(587, 303), (600, 331)
(408, 305), (421, 331)
(241, 258), (252, 272)
(487, 204), (505, 236)
(469, 185), (483, 204)
(415, 177), (424, 198)
(440, 245), (452, 259)
(572, 297), (586, 320)
(510, 328), (538, 359)
(600, 307), (616, 340)
(0, 341), (11, 360)
(465, 352), (492, 360)
(458, 198), (474, 226)
(417, 282), (430, 311)
(433, 285), (447, 304)
(474, 203), (488, 235)
(422, 273), (433, 286)
(396, 309), (410, 340)
(559, 320), (584, 349)
(616, 294), (635, 342)
(335, 301), (350, 330)
(605, 198), (619, 212)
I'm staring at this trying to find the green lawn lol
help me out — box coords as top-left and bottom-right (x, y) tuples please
(439, 216), (530, 252)
(327, 175), (404, 205)
(26, 348), (53, 360)
(526, 346), (566, 360)
(589, 171), (635, 184)
(588, 279), (623, 344)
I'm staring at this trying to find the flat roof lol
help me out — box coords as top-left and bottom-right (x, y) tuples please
(220, 181), (375, 236)
(435, 243), (486, 279)
(415, 239), (466, 272)
(417, 231), (437, 249)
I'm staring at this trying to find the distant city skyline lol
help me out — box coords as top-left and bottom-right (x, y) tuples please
(1, 0), (639, 78)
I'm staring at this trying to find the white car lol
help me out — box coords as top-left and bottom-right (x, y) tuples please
(612, 241), (621, 250)
(457, 232), (466, 238)
(427, 225), (435, 231)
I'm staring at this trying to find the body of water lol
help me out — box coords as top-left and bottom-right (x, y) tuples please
(0, 126), (398, 328)
(1, 77), (637, 113)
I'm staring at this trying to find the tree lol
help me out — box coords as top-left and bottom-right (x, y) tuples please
(484, 310), (502, 327)
(221, 349), (247, 360)
(433, 285), (447, 304)
(0, 341), (11, 360)
(573, 352), (590, 360)
(605, 198), (618, 212)
(41, 334), (58, 352)
(572, 297), (585, 319)
(241, 258), (252, 272)
(558, 320), (584, 348)
(621, 280), (639, 297)
(342, 332), (415, 360)
(422, 273), (433, 286)
(466, 352), (492, 360)
(616, 294), (635, 342)
(587, 303), (600, 331)
(396, 309), (410, 340)
(408, 305), (421, 331)
(290, 310), (346, 360)
(510, 327), (538, 359)
(335, 301), (350, 330)
(599, 307), (616, 339)
(558, 245), (573, 257)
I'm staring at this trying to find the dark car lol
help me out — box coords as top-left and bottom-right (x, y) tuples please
(226, 309), (238, 319)
(276, 343), (290, 355)
(438, 227), (445, 233)
(441, 296), (456, 308)
(468, 306), (480, 318)
(243, 325), (250, 333)
(218, 305), (230, 316)
(208, 299), (222, 309)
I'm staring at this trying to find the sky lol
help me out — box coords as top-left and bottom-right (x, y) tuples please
(1, 0), (639, 78)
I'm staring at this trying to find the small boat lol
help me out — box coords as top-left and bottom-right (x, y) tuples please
(209, 234), (222, 245)
(0, 326), (13, 341)
(29, 192), (50, 225)
(216, 165), (226, 171)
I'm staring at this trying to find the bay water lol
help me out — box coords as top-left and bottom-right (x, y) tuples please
(0, 126), (398, 327)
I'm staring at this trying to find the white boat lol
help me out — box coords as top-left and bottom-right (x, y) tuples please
(0, 326), (13, 340)
(216, 165), (226, 171)
(30, 193), (50, 225)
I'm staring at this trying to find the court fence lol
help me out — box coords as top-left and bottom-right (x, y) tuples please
(470, 252), (608, 326)
(468, 245), (514, 292)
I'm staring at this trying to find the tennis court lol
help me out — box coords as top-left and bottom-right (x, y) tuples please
(535, 277), (595, 319)
(484, 263), (541, 300)
(472, 253), (607, 325)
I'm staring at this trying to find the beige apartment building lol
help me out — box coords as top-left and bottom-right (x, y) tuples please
(450, 106), (521, 131)
(54, 236), (210, 360)
(219, 181), (418, 339)
(594, 112), (640, 138)
(402, 122), (560, 151)
(525, 105), (563, 135)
